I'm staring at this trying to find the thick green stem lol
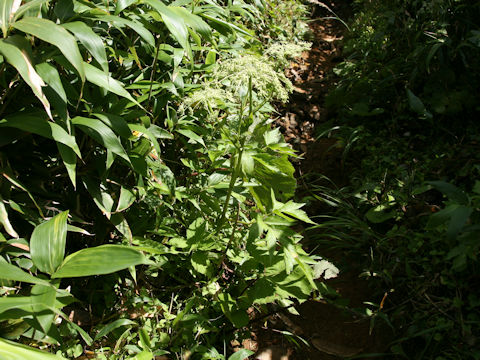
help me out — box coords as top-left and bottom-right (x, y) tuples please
(216, 145), (244, 232)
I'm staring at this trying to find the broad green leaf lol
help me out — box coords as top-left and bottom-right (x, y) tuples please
(143, 0), (190, 51)
(128, 350), (154, 360)
(0, 257), (50, 286)
(115, 0), (137, 14)
(0, 37), (52, 119)
(62, 21), (108, 73)
(0, 114), (81, 157)
(0, 0), (16, 38)
(30, 284), (57, 334)
(228, 349), (254, 360)
(0, 338), (66, 359)
(12, 0), (49, 22)
(110, 213), (133, 242)
(170, 6), (211, 39)
(406, 89), (432, 119)
(427, 181), (469, 205)
(93, 113), (132, 139)
(52, 245), (148, 278)
(94, 318), (137, 341)
(0, 196), (18, 238)
(72, 116), (130, 162)
(83, 61), (140, 107)
(30, 211), (69, 275)
(13, 17), (85, 82)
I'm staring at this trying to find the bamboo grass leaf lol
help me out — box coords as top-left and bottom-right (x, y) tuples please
(12, 17), (85, 82)
(62, 21), (108, 73)
(83, 61), (141, 107)
(51, 245), (148, 278)
(0, 37), (52, 119)
(0, 114), (81, 158)
(72, 116), (130, 163)
(30, 211), (69, 275)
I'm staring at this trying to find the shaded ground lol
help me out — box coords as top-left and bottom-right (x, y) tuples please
(250, 2), (394, 359)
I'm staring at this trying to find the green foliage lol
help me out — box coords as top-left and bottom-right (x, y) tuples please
(0, 0), (317, 358)
(311, 0), (480, 358)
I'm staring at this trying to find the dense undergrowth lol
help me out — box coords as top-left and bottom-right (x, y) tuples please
(0, 0), (330, 359)
(310, 0), (480, 358)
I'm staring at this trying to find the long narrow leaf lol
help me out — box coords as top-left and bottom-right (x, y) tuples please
(0, 338), (66, 359)
(83, 61), (140, 107)
(62, 21), (108, 73)
(143, 0), (190, 51)
(0, 257), (51, 286)
(13, 17), (85, 82)
(72, 116), (130, 162)
(52, 245), (148, 278)
(0, 114), (81, 158)
(12, 0), (49, 21)
(0, 36), (52, 119)
(35, 62), (68, 120)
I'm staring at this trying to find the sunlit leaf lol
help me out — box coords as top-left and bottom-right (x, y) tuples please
(0, 36), (52, 119)
(94, 318), (137, 341)
(52, 245), (148, 278)
(0, 196), (18, 238)
(0, 257), (51, 286)
(30, 211), (69, 275)
(62, 21), (108, 73)
(13, 17), (85, 82)
(83, 61), (140, 107)
(0, 338), (66, 359)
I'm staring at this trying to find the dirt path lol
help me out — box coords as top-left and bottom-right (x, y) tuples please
(251, 2), (393, 359)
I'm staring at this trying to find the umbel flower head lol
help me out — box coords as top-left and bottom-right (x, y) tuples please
(213, 54), (293, 103)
